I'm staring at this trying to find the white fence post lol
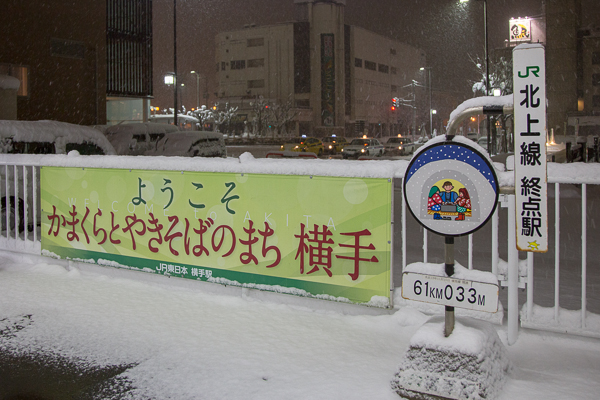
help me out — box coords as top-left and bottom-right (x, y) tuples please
(507, 194), (519, 345)
(555, 183), (560, 321)
(582, 184), (587, 329)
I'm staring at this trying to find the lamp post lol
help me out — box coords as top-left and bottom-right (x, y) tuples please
(420, 67), (433, 137)
(173, 0), (178, 126)
(191, 71), (208, 109)
(461, 0), (490, 153)
(191, 71), (200, 110)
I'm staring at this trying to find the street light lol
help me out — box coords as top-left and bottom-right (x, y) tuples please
(173, 0), (178, 126)
(191, 71), (208, 109)
(191, 71), (200, 110)
(420, 67), (433, 137)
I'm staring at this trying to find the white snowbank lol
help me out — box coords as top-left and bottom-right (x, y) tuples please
(392, 316), (510, 400)
(1, 253), (600, 399)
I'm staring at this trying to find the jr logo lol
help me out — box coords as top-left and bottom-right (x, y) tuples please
(518, 66), (540, 78)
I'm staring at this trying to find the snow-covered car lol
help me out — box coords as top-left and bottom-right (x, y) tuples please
(0, 120), (116, 156)
(0, 120), (116, 232)
(384, 137), (415, 156)
(341, 138), (384, 159)
(145, 131), (226, 158)
(103, 122), (179, 156)
(148, 114), (200, 131)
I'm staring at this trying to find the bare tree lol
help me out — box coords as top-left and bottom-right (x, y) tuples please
(470, 54), (513, 97)
(212, 102), (238, 134)
(188, 105), (213, 131)
(266, 98), (297, 137)
(470, 54), (514, 153)
(249, 96), (270, 137)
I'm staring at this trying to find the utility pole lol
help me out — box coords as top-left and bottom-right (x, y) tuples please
(412, 80), (417, 137)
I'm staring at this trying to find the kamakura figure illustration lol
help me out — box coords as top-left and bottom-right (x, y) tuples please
(428, 180), (473, 221)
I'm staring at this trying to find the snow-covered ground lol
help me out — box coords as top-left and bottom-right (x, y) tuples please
(1, 251), (599, 400)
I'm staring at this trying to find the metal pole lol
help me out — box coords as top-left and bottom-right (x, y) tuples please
(429, 69), (433, 137)
(195, 74), (200, 109)
(412, 81), (416, 136)
(555, 183), (560, 321)
(484, 0), (491, 154)
(507, 194), (518, 345)
(445, 236), (455, 337)
(527, 251), (534, 320)
(582, 184), (587, 329)
(173, 0), (178, 127)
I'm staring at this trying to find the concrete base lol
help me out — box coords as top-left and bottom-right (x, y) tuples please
(391, 316), (510, 400)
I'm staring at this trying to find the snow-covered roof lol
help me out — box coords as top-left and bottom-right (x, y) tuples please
(0, 120), (116, 155)
(0, 74), (20, 90)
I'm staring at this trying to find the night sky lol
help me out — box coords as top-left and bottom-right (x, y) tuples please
(151, 0), (594, 113)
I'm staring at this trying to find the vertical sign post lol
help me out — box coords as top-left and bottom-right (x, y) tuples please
(513, 44), (548, 253)
(403, 140), (500, 337)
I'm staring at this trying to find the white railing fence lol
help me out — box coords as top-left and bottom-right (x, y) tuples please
(1, 154), (598, 343)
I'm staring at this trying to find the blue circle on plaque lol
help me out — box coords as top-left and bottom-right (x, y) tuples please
(403, 140), (499, 237)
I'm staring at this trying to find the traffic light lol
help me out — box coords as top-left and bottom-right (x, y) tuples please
(391, 98), (398, 111)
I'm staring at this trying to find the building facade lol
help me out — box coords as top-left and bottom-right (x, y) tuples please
(215, 0), (425, 137)
(0, 0), (152, 126)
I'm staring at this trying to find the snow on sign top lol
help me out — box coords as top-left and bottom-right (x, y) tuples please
(0, 74), (20, 90)
(403, 139), (499, 237)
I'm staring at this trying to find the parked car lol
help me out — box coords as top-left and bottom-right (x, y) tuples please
(321, 136), (348, 155)
(148, 114), (200, 131)
(0, 120), (117, 233)
(384, 137), (416, 156)
(0, 120), (116, 156)
(144, 131), (226, 158)
(281, 137), (323, 156)
(341, 138), (384, 159)
(103, 122), (179, 156)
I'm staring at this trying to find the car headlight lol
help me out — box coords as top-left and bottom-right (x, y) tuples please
(399, 146), (402, 150)
(361, 149), (365, 153)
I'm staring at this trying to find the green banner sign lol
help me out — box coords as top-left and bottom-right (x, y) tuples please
(41, 167), (392, 305)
